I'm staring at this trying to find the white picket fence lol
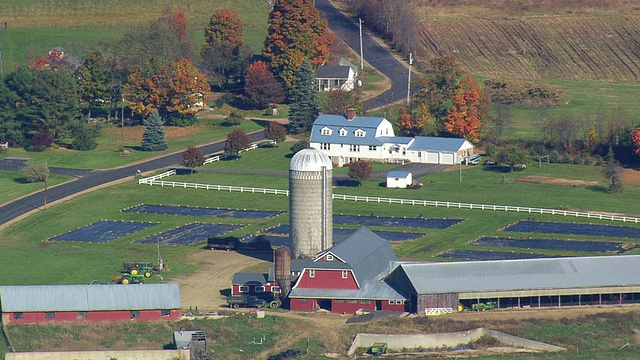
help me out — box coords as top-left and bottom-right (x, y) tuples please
(203, 141), (274, 165)
(138, 172), (640, 224)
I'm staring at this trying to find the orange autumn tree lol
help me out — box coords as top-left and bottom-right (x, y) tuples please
(125, 59), (208, 118)
(201, 8), (246, 88)
(263, 0), (334, 92)
(444, 76), (488, 143)
(397, 106), (424, 137)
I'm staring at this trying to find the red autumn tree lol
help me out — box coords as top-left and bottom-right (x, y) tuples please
(243, 61), (285, 109)
(348, 160), (373, 186)
(631, 128), (640, 155)
(397, 106), (423, 137)
(264, 121), (287, 144)
(180, 145), (205, 174)
(224, 129), (251, 158)
(170, 11), (187, 41)
(263, 0), (334, 92)
(444, 76), (488, 143)
(201, 8), (247, 88)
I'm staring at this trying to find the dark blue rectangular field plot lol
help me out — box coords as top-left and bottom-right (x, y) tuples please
(471, 237), (626, 253)
(504, 221), (640, 239)
(333, 214), (461, 229)
(139, 223), (243, 245)
(438, 249), (562, 261)
(333, 228), (425, 241)
(123, 204), (283, 219)
(50, 221), (156, 243)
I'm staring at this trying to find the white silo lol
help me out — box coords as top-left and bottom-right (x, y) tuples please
(289, 148), (333, 259)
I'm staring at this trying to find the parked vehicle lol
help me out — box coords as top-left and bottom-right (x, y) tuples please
(227, 295), (267, 309)
(369, 342), (387, 356)
(123, 261), (159, 278)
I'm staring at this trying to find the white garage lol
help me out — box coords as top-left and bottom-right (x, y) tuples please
(408, 137), (474, 165)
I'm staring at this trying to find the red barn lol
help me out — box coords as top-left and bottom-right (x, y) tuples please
(0, 283), (181, 325)
(288, 227), (406, 313)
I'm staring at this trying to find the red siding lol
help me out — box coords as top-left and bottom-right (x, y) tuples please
(289, 298), (317, 312)
(332, 300), (375, 313)
(381, 301), (406, 312)
(2, 309), (180, 325)
(295, 269), (358, 290)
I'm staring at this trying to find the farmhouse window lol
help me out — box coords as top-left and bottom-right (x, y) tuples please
(161, 309), (171, 317)
(255, 286), (265, 293)
(130, 310), (140, 319)
(272, 286), (281, 293)
(321, 143), (330, 150)
(77, 311), (87, 319)
(321, 127), (332, 135)
(45, 312), (55, 319)
(355, 129), (365, 137)
(368, 145), (377, 151)
(309, 269), (315, 278)
(342, 270), (348, 279)
(239, 286), (249, 293)
(14, 312), (23, 320)
(340, 128), (347, 136)
(349, 145), (360, 152)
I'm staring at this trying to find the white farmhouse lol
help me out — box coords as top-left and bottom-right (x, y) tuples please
(309, 109), (475, 166)
(315, 58), (358, 92)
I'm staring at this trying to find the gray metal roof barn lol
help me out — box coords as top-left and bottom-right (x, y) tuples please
(0, 283), (181, 312)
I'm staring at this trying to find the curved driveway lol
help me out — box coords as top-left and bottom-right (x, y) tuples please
(315, 0), (418, 109)
(0, 131), (265, 227)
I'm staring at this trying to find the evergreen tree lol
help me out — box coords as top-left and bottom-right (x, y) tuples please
(288, 60), (319, 134)
(141, 110), (168, 151)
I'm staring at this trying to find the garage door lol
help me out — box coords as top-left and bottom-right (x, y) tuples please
(425, 152), (439, 164)
(440, 153), (455, 165)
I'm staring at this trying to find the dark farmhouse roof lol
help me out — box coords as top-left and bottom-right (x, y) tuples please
(316, 65), (352, 79)
(0, 283), (181, 312)
(322, 227), (398, 282)
(232, 273), (269, 285)
(394, 255), (640, 295)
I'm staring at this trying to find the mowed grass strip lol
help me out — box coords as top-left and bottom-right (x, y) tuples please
(0, 171), (72, 205)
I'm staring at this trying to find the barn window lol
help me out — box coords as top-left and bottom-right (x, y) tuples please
(45, 312), (55, 319)
(299, 299), (308, 303)
(14, 312), (23, 320)
(348, 300), (358, 304)
(342, 270), (348, 279)
(239, 286), (249, 293)
(271, 286), (281, 293)
(335, 300), (345, 303)
(161, 309), (171, 317)
(255, 286), (265, 293)
(326, 254), (334, 261)
(361, 300), (371, 304)
(130, 310), (140, 319)
(309, 269), (315, 278)
(77, 311), (87, 319)
(388, 300), (395, 305)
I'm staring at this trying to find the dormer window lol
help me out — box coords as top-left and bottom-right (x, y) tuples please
(321, 127), (332, 136)
(354, 129), (365, 137)
(339, 128), (347, 137)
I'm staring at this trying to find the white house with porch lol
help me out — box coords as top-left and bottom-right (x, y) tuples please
(316, 58), (358, 92)
(309, 109), (475, 166)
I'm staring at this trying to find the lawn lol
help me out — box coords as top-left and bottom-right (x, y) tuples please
(0, 170), (72, 206)
(2, 142), (639, 285)
(2, 116), (263, 169)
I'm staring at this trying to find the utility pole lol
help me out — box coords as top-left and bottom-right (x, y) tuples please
(359, 18), (364, 70)
(406, 52), (413, 106)
(44, 161), (48, 210)
(0, 39), (4, 76)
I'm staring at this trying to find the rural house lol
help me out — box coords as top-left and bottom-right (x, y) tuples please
(0, 283), (181, 324)
(309, 109), (475, 166)
(316, 58), (358, 92)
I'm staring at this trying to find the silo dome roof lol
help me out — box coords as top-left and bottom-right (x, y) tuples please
(290, 149), (333, 171)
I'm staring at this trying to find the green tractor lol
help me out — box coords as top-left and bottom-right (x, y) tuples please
(113, 272), (146, 284)
(123, 261), (159, 278)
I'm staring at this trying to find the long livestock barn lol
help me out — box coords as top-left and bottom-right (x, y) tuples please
(386, 255), (640, 314)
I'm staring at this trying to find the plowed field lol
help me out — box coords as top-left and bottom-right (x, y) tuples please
(417, 15), (640, 80)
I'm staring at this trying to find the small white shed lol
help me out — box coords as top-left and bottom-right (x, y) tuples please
(387, 171), (412, 189)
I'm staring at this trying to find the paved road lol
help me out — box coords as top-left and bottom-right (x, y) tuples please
(0, 131), (265, 227)
(315, 0), (419, 109)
